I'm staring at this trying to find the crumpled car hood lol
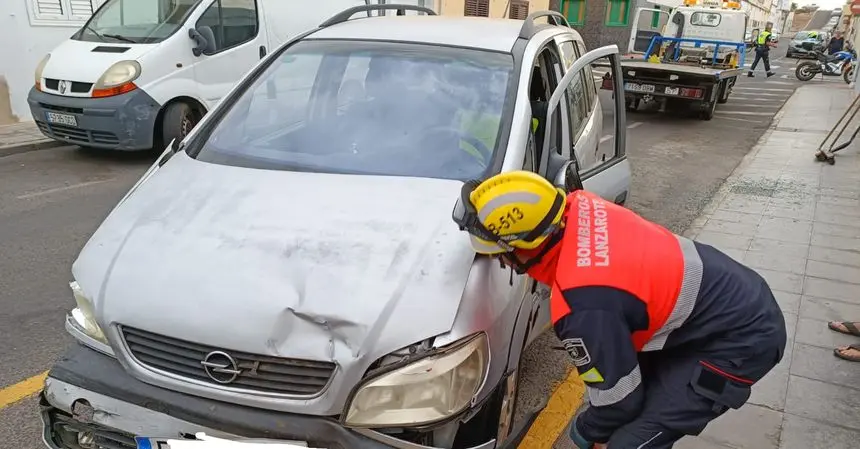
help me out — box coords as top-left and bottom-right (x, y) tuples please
(72, 152), (478, 367)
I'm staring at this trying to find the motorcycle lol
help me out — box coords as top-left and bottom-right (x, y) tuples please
(795, 49), (857, 82)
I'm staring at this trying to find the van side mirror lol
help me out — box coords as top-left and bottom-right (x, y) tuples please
(189, 27), (216, 57)
(553, 159), (583, 192)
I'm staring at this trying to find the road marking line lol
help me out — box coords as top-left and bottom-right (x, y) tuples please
(600, 122), (642, 143)
(519, 368), (586, 448)
(627, 122), (643, 129)
(0, 371), (48, 410)
(729, 92), (790, 97)
(715, 111), (775, 116)
(732, 87), (794, 92)
(17, 179), (113, 200)
(714, 115), (767, 123)
(600, 135), (613, 143)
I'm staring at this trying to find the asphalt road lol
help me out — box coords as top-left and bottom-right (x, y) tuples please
(0, 40), (835, 449)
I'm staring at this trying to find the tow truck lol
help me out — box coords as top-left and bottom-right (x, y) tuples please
(601, 0), (747, 120)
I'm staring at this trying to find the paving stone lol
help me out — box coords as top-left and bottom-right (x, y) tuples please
(794, 317), (859, 350)
(755, 216), (813, 244)
(817, 195), (860, 210)
(812, 208), (860, 228)
(798, 296), (860, 322)
(748, 238), (809, 259)
(754, 269), (804, 294)
(779, 413), (860, 449)
(790, 342), (860, 390)
(805, 259), (860, 285)
(812, 221), (860, 238)
(802, 277), (860, 304)
(817, 187), (860, 200)
(695, 230), (752, 251)
(744, 251), (806, 275)
(749, 312), (796, 412)
(810, 233), (860, 252)
(708, 209), (762, 225)
(772, 291), (801, 314)
(807, 245), (860, 268)
(674, 437), (733, 449)
(702, 218), (759, 236)
(697, 404), (782, 449)
(763, 203), (815, 221)
(717, 193), (770, 215)
(784, 375), (860, 430)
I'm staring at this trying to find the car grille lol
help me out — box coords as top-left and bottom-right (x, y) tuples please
(121, 326), (336, 396)
(48, 410), (137, 449)
(36, 121), (120, 146)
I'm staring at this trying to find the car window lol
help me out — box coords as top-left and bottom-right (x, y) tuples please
(574, 41), (597, 110)
(190, 40), (515, 181)
(196, 0), (258, 54)
(556, 40), (590, 147)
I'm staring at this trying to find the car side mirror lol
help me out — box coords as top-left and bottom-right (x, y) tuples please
(189, 26), (216, 57)
(553, 159), (583, 192)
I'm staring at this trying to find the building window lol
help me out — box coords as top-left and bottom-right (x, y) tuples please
(509, 0), (529, 20)
(605, 0), (631, 27)
(28, 0), (103, 26)
(464, 0), (489, 17)
(561, 0), (585, 26)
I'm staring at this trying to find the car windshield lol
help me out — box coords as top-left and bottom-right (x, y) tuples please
(188, 40), (515, 181)
(794, 31), (817, 41)
(74, 0), (201, 44)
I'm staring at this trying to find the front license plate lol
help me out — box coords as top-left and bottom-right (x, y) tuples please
(624, 82), (655, 93)
(45, 111), (77, 127)
(665, 86), (680, 95)
(135, 436), (310, 448)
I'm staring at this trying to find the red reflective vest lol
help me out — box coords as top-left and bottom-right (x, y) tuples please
(549, 190), (703, 351)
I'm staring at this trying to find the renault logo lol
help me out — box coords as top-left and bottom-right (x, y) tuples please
(58, 80), (69, 94)
(201, 351), (242, 384)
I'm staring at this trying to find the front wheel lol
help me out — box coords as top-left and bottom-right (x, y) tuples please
(160, 102), (199, 151)
(844, 65), (855, 84)
(796, 62), (818, 81)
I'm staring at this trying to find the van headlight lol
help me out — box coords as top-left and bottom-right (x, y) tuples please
(344, 333), (489, 427)
(93, 61), (141, 98)
(68, 281), (108, 346)
(34, 54), (50, 90)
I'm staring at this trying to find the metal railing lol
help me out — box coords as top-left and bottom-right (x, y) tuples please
(644, 35), (747, 67)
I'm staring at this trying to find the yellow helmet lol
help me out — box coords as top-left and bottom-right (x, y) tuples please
(453, 171), (567, 255)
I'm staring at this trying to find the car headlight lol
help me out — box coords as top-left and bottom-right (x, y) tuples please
(68, 281), (108, 345)
(344, 333), (490, 427)
(93, 61), (141, 98)
(34, 54), (50, 90)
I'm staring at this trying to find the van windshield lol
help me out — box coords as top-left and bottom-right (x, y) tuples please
(187, 40), (515, 181)
(75, 0), (201, 44)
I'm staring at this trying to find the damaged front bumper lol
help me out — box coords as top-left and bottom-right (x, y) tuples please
(40, 344), (515, 449)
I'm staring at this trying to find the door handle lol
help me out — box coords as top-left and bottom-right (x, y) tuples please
(259, 45), (267, 59)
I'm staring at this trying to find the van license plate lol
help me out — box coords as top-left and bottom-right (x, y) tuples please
(665, 87), (680, 95)
(45, 112), (77, 127)
(624, 82), (655, 93)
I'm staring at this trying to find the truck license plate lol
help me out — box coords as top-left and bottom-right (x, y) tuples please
(45, 112), (77, 127)
(624, 82), (655, 93)
(665, 87), (680, 95)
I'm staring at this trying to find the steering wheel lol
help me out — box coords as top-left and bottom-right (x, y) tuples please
(416, 126), (493, 164)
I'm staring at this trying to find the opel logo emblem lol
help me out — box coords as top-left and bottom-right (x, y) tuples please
(58, 80), (69, 94)
(201, 351), (242, 384)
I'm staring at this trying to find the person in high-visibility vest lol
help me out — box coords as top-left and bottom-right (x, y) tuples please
(748, 24), (776, 78)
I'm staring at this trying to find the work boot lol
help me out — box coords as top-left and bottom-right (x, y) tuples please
(747, 71), (755, 77)
(766, 71), (775, 77)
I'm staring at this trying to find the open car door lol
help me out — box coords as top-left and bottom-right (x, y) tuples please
(627, 7), (672, 55)
(540, 45), (629, 204)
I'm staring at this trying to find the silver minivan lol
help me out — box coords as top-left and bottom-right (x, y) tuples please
(40, 5), (631, 449)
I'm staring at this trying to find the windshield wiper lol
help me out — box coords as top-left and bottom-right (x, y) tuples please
(85, 24), (106, 42)
(103, 33), (137, 44)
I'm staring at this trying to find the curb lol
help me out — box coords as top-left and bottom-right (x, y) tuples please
(0, 139), (66, 158)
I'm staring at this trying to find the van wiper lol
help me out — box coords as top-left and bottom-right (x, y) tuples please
(85, 24), (106, 41)
(103, 33), (137, 43)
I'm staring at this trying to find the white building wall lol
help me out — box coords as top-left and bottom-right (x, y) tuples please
(1, 0), (100, 124)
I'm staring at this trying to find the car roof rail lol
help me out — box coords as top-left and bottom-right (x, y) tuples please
(319, 4), (437, 28)
(518, 10), (570, 39)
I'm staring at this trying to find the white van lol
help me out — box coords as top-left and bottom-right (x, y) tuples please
(27, 0), (432, 151)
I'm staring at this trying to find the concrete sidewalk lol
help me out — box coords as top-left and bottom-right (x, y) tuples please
(0, 121), (61, 157)
(677, 84), (860, 448)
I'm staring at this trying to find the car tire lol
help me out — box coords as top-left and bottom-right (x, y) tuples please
(717, 80), (731, 104)
(700, 99), (716, 120)
(161, 102), (197, 151)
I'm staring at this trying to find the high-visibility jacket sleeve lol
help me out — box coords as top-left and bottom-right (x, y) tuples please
(553, 285), (647, 444)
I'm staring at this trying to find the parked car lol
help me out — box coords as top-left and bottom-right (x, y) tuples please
(786, 30), (827, 58)
(38, 4), (632, 449)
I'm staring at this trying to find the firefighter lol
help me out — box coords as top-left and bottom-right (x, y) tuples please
(452, 171), (787, 448)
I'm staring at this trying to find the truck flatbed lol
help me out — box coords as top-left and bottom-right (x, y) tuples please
(619, 59), (743, 81)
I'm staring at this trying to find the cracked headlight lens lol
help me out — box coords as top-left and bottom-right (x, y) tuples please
(345, 333), (489, 427)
